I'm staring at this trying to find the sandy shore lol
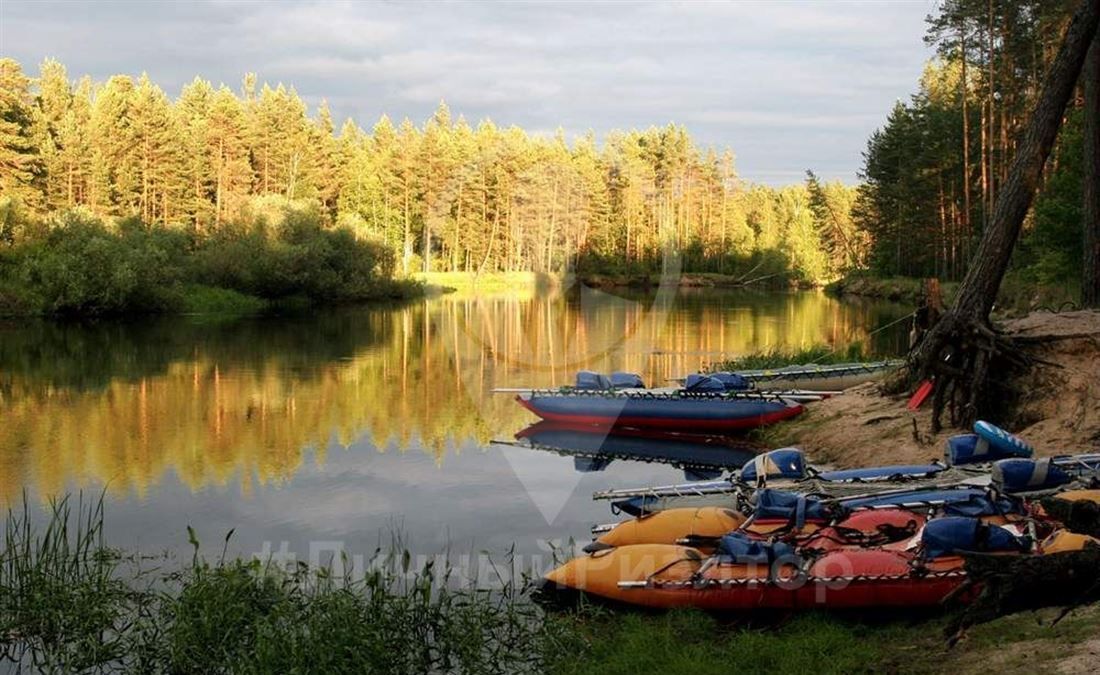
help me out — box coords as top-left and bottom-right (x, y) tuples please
(777, 310), (1100, 467)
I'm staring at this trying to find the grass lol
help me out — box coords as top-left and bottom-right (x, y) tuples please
(553, 605), (1100, 675)
(3, 495), (1098, 674)
(415, 271), (559, 294)
(178, 284), (270, 316)
(0, 495), (572, 674)
(0, 494), (140, 672)
(550, 611), (890, 675)
(711, 342), (872, 372)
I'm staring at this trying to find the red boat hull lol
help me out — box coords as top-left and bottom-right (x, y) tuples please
(517, 395), (803, 432)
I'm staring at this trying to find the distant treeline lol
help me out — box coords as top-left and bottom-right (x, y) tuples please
(856, 0), (1084, 285)
(0, 57), (865, 294)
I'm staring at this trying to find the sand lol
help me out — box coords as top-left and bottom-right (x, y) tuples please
(784, 310), (1100, 468)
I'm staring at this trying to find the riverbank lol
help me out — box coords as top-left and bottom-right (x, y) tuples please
(826, 275), (957, 304)
(580, 272), (808, 290)
(827, 273), (1078, 316)
(414, 270), (814, 296)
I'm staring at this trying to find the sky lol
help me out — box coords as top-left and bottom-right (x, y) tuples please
(0, 0), (940, 185)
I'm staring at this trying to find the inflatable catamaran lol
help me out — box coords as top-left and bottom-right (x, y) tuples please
(507, 370), (809, 432)
(538, 422), (1100, 611)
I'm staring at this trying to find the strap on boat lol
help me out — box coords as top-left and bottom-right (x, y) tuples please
(754, 454), (768, 488)
(795, 495), (807, 531)
(1030, 458), (1051, 487)
(644, 554), (702, 586)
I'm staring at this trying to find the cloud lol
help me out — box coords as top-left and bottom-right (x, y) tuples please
(0, 0), (936, 183)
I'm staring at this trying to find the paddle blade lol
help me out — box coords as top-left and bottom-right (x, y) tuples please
(907, 380), (934, 410)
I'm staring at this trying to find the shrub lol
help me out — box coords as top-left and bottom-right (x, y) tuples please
(11, 215), (189, 315)
(0, 205), (411, 316)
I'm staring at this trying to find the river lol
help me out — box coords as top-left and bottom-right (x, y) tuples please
(0, 286), (910, 570)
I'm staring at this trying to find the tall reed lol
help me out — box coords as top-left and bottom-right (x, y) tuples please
(0, 494), (581, 673)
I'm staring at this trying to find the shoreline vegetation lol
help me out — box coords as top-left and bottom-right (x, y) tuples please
(1, 55), (872, 320)
(4, 493), (1098, 674)
(0, 205), (424, 318)
(416, 270), (817, 296)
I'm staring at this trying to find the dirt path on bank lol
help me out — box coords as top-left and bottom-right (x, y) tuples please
(781, 310), (1100, 468)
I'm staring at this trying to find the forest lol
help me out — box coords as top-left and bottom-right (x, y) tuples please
(0, 56), (863, 314)
(856, 0), (1087, 287)
(1, 0), (1092, 316)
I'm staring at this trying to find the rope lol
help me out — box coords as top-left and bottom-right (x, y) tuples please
(525, 388), (791, 402)
(626, 568), (966, 590)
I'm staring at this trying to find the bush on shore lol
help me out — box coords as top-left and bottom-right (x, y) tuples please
(0, 203), (421, 317)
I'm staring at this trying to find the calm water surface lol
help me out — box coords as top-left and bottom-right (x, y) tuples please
(0, 286), (909, 564)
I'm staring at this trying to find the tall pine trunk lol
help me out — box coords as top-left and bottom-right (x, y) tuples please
(961, 31), (972, 241)
(1084, 30), (1100, 306)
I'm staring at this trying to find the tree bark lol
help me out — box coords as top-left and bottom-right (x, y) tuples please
(912, 0), (1100, 428)
(960, 30), (972, 241)
(1084, 29), (1100, 307)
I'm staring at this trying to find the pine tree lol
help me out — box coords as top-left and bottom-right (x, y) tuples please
(310, 100), (341, 219)
(0, 58), (44, 215)
(34, 59), (75, 211)
(130, 74), (185, 221)
(88, 74), (138, 215)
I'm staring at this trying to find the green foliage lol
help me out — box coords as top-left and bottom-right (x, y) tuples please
(1019, 108), (1083, 286)
(178, 285), (269, 315)
(13, 213), (189, 314)
(0, 57), (867, 292)
(0, 59), (44, 213)
(191, 203), (396, 304)
(856, 1), (1082, 284)
(0, 496), (570, 674)
(549, 610), (887, 675)
(0, 205), (417, 316)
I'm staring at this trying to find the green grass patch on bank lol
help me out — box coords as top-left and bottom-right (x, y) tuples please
(415, 271), (558, 294)
(550, 610), (889, 675)
(711, 343), (871, 372)
(178, 285), (270, 316)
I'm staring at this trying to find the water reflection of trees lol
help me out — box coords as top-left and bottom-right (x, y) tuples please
(0, 291), (908, 501)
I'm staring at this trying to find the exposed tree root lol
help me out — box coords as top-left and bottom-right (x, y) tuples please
(909, 314), (1033, 432)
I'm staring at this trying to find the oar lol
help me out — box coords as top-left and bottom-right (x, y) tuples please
(907, 379), (934, 410)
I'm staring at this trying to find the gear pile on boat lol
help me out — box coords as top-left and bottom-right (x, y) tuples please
(503, 361), (900, 432)
(539, 421), (1100, 611)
